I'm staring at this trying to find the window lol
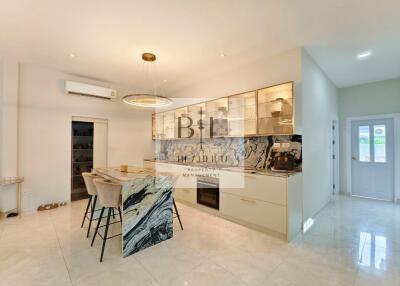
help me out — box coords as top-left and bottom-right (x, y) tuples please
(359, 126), (370, 162)
(374, 125), (386, 163)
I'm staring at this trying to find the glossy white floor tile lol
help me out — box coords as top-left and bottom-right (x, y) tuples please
(0, 195), (399, 286)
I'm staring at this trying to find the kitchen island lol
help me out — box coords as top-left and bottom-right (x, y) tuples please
(94, 167), (175, 257)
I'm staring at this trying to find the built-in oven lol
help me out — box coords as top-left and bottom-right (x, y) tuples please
(197, 176), (219, 210)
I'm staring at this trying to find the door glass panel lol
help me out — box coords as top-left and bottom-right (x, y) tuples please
(359, 125), (370, 162)
(358, 232), (371, 267)
(374, 125), (386, 163)
(374, 235), (387, 270)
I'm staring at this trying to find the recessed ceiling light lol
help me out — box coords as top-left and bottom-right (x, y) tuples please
(357, 51), (372, 60)
(220, 53), (226, 58)
(163, 79), (168, 83)
(69, 53), (76, 58)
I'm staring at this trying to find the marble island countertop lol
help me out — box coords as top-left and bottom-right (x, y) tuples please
(144, 159), (301, 178)
(94, 166), (157, 182)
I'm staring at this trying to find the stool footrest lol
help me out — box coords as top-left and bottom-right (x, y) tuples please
(98, 220), (122, 228)
(97, 233), (122, 240)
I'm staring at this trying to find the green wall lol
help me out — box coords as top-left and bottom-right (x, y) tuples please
(338, 77), (400, 193)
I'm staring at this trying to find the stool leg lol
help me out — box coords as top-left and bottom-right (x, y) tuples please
(91, 207), (105, 247)
(100, 208), (112, 262)
(118, 206), (123, 225)
(81, 196), (92, 228)
(86, 195), (97, 238)
(173, 198), (183, 230)
(112, 208), (115, 220)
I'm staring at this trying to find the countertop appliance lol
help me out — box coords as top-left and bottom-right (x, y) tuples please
(271, 152), (295, 171)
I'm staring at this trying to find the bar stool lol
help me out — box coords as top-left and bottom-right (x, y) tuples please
(81, 172), (100, 238)
(173, 198), (183, 230)
(168, 174), (184, 230)
(91, 178), (123, 262)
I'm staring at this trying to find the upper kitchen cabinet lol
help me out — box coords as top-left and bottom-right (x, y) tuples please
(174, 107), (190, 139)
(152, 81), (298, 140)
(188, 103), (207, 139)
(228, 91), (257, 136)
(152, 114), (156, 140)
(257, 82), (294, 135)
(153, 113), (165, 140)
(163, 110), (175, 139)
(206, 97), (228, 137)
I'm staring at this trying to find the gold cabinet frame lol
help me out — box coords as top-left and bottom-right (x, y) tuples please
(151, 81), (295, 140)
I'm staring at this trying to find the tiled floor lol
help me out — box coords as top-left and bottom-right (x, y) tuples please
(0, 195), (399, 286)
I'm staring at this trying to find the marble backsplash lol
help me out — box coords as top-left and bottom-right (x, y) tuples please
(155, 135), (302, 170)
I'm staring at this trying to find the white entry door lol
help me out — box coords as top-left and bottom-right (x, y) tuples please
(351, 118), (394, 201)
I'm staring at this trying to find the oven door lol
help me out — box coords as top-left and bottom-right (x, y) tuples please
(197, 179), (219, 210)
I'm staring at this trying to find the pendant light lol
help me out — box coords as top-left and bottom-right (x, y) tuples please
(122, 53), (172, 108)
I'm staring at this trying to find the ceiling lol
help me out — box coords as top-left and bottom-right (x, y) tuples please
(1, 0), (399, 94)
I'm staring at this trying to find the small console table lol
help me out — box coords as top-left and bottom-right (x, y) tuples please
(0, 177), (24, 217)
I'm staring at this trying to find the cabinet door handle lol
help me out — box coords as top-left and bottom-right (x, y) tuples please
(240, 198), (256, 203)
(245, 174), (257, 179)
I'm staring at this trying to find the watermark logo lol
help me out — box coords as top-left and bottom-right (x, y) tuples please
(177, 106), (222, 149)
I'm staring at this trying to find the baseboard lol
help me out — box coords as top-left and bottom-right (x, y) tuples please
(338, 191), (351, 196)
(175, 198), (287, 241)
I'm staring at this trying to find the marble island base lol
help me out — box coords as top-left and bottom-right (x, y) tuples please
(94, 167), (175, 258)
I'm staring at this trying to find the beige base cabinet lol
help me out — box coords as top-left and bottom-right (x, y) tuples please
(150, 162), (197, 204)
(220, 192), (287, 234)
(174, 188), (196, 204)
(143, 160), (155, 169)
(145, 161), (303, 241)
(220, 172), (302, 241)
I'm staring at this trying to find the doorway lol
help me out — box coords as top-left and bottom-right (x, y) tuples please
(331, 120), (339, 195)
(350, 118), (394, 201)
(71, 116), (108, 201)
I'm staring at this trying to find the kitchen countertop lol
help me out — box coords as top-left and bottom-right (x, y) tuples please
(94, 166), (158, 182)
(143, 159), (301, 178)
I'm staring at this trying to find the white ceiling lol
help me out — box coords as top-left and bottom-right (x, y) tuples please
(1, 0), (399, 94)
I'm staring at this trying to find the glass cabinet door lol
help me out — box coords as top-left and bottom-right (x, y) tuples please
(188, 103), (207, 139)
(152, 114), (156, 140)
(206, 98), (228, 137)
(163, 110), (175, 139)
(257, 82), (293, 135)
(175, 107), (190, 139)
(228, 91), (257, 136)
(154, 113), (165, 139)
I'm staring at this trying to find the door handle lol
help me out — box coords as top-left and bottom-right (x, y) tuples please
(240, 198), (256, 203)
(352, 156), (357, 160)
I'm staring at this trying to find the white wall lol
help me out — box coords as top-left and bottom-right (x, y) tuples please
(0, 59), (20, 211)
(338, 78), (400, 194)
(1, 63), (154, 212)
(0, 61), (2, 179)
(301, 50), (338, 221)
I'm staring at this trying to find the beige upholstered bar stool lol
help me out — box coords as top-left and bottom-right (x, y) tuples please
(81, 172), (100, 238)
(170, 174), (183, 230)
(91, 178), (123, 262)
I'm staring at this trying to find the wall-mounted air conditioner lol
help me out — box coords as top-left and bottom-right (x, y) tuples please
(65, 80), (117, 100)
